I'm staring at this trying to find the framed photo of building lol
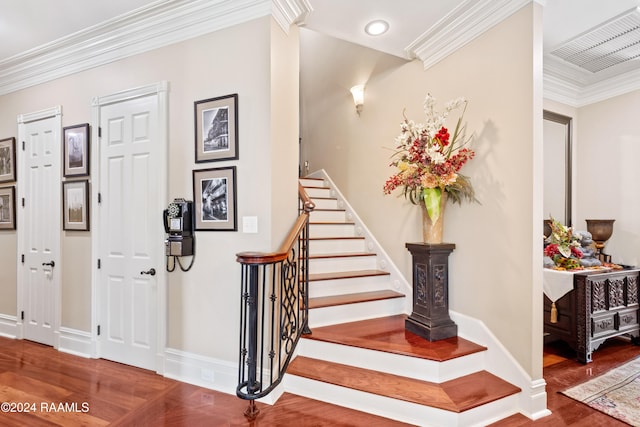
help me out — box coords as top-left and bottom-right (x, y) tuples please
(62, 180), (89, 231)
(0, 186), (16, 230)
(0, 137), (16, 183)
(194, 94), (238, 163)
(192, 166), (237, 231)
(63, 123), (90, 177)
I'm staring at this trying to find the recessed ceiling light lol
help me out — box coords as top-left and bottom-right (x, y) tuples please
(365, 20), (389, 36)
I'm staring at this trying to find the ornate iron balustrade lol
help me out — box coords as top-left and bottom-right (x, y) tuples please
(235, 184), (315, 419)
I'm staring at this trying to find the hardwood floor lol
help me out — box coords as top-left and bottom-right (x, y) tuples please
(491, 337), (640, 426)
(0, 336), (409, 426)
(1, 333), (638, 426)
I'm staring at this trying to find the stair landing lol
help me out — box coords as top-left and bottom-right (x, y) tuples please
(305, 314), (486, 362)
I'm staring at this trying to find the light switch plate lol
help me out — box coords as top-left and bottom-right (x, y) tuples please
(242, 216), (258, 233)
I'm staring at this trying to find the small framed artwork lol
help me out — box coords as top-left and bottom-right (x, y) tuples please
(194, 93), (238, 163)
(62, 180), (90, 231)
(63, 123), (90, 177)
(192, 166), (237, 231)
(0, 137), (16, 183)
(0, 186), (16, 230)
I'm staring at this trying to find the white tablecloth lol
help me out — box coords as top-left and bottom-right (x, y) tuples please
(543, 269), (576, 302)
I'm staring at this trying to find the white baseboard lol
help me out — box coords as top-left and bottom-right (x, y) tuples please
(0, 313), (18, 338)
(164, 347), (238, 395)
(58, 327), (93, 358)
(451, 310), (550, 420)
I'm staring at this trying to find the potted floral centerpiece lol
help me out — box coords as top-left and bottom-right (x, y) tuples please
(544, 217), (583, 270)
(383, 93), (476, 243)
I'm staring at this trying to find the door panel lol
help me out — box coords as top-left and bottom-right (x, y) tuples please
(19, 112), (61, 346)
(99, 94), (162, 370)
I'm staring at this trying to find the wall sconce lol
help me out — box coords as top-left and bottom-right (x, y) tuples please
(350, 84), (365, 115)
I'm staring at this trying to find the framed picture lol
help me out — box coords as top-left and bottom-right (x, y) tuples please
(194, 94), (238, 163)
(0, 137), (16, 183)
(0, 186), (16, 230)
(192, 166), (237, 231)
(62, 180), (90, 231)
(63, 123), (90, 177)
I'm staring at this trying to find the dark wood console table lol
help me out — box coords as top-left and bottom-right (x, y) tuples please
(543, 267), (640, 363)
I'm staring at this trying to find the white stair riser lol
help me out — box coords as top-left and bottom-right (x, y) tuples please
(310, 210), (347, 222)
(309, 255), (378, 274)
(309, 238), (367, 254)
(300, 178), (325, 187)
(305, 187), (332, 198)
(298, 338), (485, 383)
(285, 375), (519, 427)
(309, 274), (390, 298)
(309, 223), (357, 238)
(309, 297), (406, 328)
(310, 198), (339, 209)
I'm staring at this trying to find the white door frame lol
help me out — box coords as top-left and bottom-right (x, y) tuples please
(16, 106), (63, 346)
(90, 81), (169, 373)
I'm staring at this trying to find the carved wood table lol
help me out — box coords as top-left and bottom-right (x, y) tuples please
(543, 267), (640, 363)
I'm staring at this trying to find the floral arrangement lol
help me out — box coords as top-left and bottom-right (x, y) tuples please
(383, 93), (476, 222)
(544, 217), (583, 270)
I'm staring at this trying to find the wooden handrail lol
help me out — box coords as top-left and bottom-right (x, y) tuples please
(236, 184), (315, 265)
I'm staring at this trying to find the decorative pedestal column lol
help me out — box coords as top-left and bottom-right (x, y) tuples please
(405, 243), (458, 341)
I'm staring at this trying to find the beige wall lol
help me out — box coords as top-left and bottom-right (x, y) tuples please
(301, 4), (543, 377)
(0, 17), (301, 363)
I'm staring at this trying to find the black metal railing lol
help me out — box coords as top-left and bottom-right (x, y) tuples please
(235, 184), (315, 419)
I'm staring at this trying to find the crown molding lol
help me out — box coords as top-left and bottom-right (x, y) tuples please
(405, 0), (531, 68)
(272, 0), (313, 34)
(0, 0), (272, 96)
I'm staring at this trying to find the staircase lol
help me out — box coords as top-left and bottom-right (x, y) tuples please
(279, 173), (523, 426)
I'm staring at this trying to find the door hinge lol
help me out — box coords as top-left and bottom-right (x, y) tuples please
(21, 254), (24, 263)
(98, 193), (102, 204)
(21, 198), (25, 207)
(21, 311), (24, 321)
(98, 127), (102, 138)
(97, 325), (101, 336)
(22, 141), (25, 151)
(97, 259), (101, 269)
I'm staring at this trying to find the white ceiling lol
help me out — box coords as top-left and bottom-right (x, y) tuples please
(1, 0), (640, 105)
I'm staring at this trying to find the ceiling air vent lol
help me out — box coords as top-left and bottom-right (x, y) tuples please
(551, 8), (640, 73)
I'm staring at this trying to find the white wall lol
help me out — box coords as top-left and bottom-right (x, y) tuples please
(575, 90), (640, 266)
(301, 4), (543, 377)
(0, 17), (301, 369)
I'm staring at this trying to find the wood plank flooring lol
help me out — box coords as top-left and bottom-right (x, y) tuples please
(490, 337), (640, 426)
(1, 331), (639, 426)
(0, 336), (410, 426)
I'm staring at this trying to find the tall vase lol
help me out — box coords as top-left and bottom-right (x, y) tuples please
(421, 191), (447, 244)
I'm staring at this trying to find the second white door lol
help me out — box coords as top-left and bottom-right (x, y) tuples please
(97, 88), (166, 370)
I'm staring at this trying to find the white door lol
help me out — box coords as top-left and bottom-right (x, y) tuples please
(96, 85), (167, 370)
(17, 107), (62, 346)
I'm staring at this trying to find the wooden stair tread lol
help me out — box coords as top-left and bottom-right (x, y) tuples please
(305, 315), (487, 362)
(308, 269), (390, 281)
(288, 356), (521, 413)
(309, 252), (376, 259)
(309, 290), (403, 309)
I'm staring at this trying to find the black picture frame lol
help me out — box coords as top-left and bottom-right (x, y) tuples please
(62, 179), (90, 231)
(0, 186), (16, 230)
(192, 166), (237, 231)
(194, 94), (238, 163)
(0, 137), (16, 183)
(63, 123), (90, 177)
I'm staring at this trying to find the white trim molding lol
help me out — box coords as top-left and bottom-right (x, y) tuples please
(0, 0), (272, 96)
(272, 0), (313, 34)
(58, 327), (93, 358)
(164, 348), (238, 394)
(406, 0), (531, 69)
(0, 314), (18, 339)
